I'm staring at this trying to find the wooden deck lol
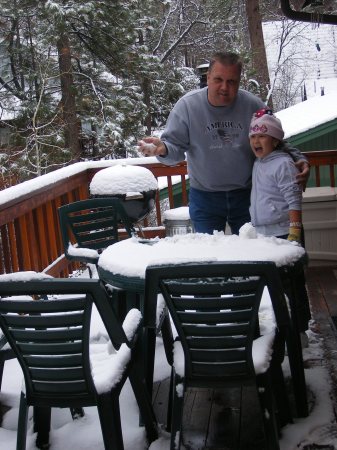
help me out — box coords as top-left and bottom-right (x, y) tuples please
(153, 262), (337, 450)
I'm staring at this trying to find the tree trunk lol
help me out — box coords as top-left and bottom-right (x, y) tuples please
(138, 30), (152, 135)
(57, 33), (81, 160)
(245, 0), (272, 107)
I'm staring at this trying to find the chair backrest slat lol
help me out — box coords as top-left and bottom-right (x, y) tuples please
(12, 327), (83, 342)
(187, 335), (248, 349)
(177, 309), (253, 324)
(30, 367), (85, 381)
(171, 292), (256, 310)
(4, 312), (84, 328)
(18, 341), (83, 355)
(26, 354), (83, 368)
(33, 381), (88, 394)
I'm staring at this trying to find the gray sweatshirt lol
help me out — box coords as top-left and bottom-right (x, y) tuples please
(157, 87), (306, 191)
(250, 148), (303, 237)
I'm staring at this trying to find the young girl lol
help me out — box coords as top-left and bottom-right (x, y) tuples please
(248, 108), (311, 343)
(249, 108), (303, 243)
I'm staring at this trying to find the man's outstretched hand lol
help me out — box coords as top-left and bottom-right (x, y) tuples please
(138, 137), (167, 157)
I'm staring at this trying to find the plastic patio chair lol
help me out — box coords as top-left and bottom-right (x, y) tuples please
(144, 261), (293, 450)
(0, 276), (157, 450)
(58, 197), (136, 274)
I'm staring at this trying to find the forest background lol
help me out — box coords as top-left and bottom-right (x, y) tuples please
(0, 0), (324, 186)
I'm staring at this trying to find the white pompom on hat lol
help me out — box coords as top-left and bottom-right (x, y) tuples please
(249, 109), (284, 141)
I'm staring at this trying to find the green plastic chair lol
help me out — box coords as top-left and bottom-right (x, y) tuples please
(145, 261), (294, 450)
(0, 276), (157, 450)
(58, 197), (136, 268)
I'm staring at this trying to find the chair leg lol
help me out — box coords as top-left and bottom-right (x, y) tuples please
(160, 314), (174, 367)
(166, 369), (174, 432)
(0, 360), (4, 392)
(270, 332), (292, 428)
(170, 371), (184, 450)
(34, 406), (51, 449)
(128, 369), (158, 443)
(97, 392), (124, 450)
(256, 373), (280, 450)
(16, 392), (29, 450)
(271, 362), (292, 428)
(70, 407), (85, 419)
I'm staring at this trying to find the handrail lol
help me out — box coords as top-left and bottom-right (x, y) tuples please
(0, 150), (336, 277)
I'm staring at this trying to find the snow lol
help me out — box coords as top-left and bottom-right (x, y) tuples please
(275, 92), (337, 139)
(0, 157), (159, 207)
(0, 271), (52, 282)
(67, 243), (99, 260)
(98, 225), (306, 279)
(91, 308), (142, 394)
(162, 206), (190, 221)
(0, 156), (183, 210)
(263, 21), (337, 103)
(0, 230), (336, 449)
(89, 164), (158, 196)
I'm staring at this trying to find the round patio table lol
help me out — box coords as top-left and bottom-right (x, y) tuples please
(97, 230), (309, 418)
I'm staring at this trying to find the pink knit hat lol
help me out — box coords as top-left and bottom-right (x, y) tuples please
(249, 108), (284, 141)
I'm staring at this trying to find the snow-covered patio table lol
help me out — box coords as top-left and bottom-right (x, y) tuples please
(97, 224), (308, 418)
(98, 226), (306, 283)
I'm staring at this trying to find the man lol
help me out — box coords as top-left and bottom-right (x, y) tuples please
(139, 52), (309, 234)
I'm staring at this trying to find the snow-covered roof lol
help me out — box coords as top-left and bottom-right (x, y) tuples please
(275, 92), (337, 139)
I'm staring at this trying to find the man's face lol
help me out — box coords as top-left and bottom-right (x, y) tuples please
(207, 61), (241, 107)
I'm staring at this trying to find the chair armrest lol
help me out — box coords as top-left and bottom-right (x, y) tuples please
(91, 341), (133, 394)
(122, 308), (142, 344)
(67, 243), (99, 261)
(259, 287), (276, 336)
(253, 332), (275, 375)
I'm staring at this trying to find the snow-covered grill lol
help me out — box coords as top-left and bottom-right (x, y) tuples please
(89, 165), (158, 224)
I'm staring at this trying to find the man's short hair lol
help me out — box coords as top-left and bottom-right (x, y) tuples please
(208, 52), (242, 75)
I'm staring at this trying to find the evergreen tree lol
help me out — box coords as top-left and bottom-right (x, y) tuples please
(0, 0), (279, 186)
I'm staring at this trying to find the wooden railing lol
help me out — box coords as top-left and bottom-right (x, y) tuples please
(0, 159), (188, 277)
(305, 150), (337, 187)
(0, 150), (336, 277)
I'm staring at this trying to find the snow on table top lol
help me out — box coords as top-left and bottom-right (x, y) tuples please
(98, 224), (306, 279)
